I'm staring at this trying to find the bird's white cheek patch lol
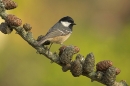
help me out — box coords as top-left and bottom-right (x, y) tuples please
(61, 21), (71, 27)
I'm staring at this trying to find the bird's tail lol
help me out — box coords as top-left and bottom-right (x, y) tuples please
(37, 37), (47, 46)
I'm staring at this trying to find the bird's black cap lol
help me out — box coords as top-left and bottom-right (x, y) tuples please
(59, 16), (76, 25)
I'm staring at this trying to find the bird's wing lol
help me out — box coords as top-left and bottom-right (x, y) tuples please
(45, 28), (71, 38)
(37, 28), (71, 46)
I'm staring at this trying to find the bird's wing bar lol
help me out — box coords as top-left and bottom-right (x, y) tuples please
(45, 29), (70, 39)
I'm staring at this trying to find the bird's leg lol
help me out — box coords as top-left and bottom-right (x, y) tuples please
(60, 43), (65, 47)
(48, 43), (53, 55)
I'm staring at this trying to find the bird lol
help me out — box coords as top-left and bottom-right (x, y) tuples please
(37, 16), (76, 51)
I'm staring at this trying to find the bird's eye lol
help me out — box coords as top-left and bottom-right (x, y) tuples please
(68, 20), (72, 23)
(68, 20), (71, 22)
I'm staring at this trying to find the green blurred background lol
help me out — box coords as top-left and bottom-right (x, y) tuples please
(0, 0), (130, 86)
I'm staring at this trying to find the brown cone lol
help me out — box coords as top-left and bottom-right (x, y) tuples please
(23, 23), (32, 31)
(96, 60), (113, 71)
(6, 14), (22, 27)
(83, 53), (95, 73)
(0, 22), (13, 34)
(70, 60), (82, 77)
(115, 68), (121, 75)
(59, 45), (67, 56)
(2, 0), (17, 10)
(102, 66), (116, 86)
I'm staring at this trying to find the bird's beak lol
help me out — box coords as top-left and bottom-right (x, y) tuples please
(73, 23), (76, 25)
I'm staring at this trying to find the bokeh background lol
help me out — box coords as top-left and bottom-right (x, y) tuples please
(0, 0), (130, 86)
